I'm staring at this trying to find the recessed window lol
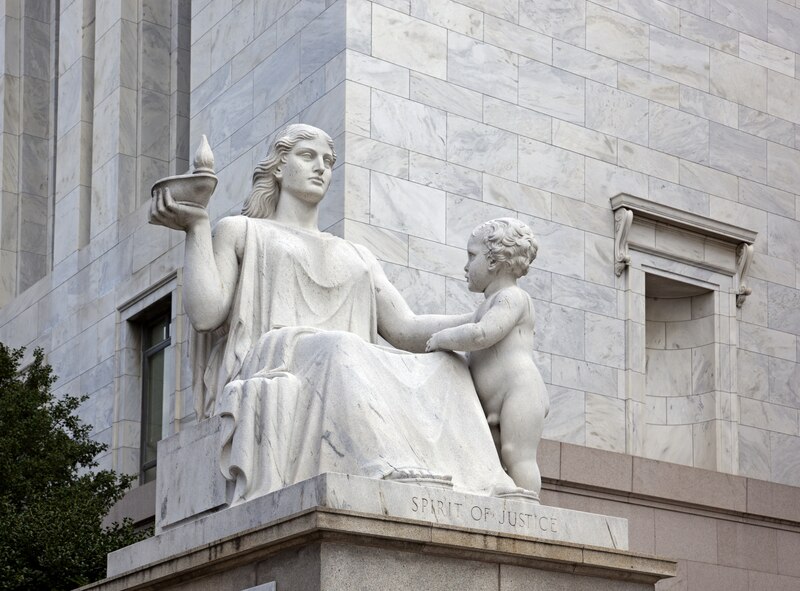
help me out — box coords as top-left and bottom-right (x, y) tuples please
(140, 309), (171, 483)
(612, 193), (756, 474)
(644, 274), (716, 467)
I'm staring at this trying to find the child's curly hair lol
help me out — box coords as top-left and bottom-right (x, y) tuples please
(472, 217), (538, 278)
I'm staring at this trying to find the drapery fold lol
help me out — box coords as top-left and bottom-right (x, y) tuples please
(192, 217), (513, 504)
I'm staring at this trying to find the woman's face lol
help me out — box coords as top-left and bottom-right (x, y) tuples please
(276, 136), (334, 206)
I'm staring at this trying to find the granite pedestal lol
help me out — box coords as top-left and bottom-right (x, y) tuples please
(79, 472), (675, 591)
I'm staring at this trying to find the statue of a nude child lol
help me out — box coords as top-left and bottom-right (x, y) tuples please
(426, 218), (550, 500)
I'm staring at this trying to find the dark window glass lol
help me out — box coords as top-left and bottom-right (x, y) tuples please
(141, 314), (170, 483)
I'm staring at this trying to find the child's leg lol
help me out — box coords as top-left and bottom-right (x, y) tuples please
(486, 412), (502, 467)
(499, 388), (547, 494)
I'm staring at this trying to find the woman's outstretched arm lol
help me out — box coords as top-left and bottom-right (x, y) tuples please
(368, 254), (473, 352)
(150, 187), (242, 332)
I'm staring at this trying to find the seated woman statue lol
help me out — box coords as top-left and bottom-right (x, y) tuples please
(150, 124), (516, 505)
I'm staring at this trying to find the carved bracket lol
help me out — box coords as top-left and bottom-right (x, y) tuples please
(614, 208), (634, 277)
(610, 194), (759, 303)
(736, 242), (754, 308)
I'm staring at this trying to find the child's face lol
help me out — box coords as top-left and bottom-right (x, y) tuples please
(465, 234), (495, 293)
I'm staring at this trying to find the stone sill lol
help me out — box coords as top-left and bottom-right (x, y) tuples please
(103, 479), (156, 528)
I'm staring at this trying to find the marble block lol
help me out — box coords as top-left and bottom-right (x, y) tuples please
(155, 415), (229, 533)
(112, 472), (629, 577)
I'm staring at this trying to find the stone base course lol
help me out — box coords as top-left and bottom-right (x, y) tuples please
(537, 440), (800, 590)
(110, 472), (629, 576)
(80, 503), (673, 591)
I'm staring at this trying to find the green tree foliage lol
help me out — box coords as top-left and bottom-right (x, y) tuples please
(0, 344), (149, 590)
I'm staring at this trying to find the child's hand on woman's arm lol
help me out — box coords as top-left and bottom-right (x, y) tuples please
(426, 331), (446, 352)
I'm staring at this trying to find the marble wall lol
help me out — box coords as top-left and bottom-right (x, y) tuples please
(0, 2), (53, 306)
(0, 0), (799, 491)
(329, 0), (800, 486)
(0, 0), (191, 470)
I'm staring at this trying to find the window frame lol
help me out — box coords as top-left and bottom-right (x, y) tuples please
(112, 272), (182, 484)
(139, 307), (172, 484)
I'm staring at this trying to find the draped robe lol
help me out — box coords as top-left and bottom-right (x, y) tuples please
(194, 217), (514, 505)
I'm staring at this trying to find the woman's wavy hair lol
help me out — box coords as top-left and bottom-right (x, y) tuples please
(241, 124), (337, 218)
(472, 217), (539, 278)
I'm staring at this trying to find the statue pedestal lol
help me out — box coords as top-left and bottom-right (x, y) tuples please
(82, 473), (675, 590)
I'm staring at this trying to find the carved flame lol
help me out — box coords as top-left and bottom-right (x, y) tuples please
(193, 134), (215, 173)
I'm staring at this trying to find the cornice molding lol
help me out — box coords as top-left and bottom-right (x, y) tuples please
(610, 193), (758, 306)
(610, 193), (758, 245)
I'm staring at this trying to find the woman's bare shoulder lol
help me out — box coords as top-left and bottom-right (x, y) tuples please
(212, 215), (248, 255)
(213, 214), (248, 232)
(347, 241), (382, 266)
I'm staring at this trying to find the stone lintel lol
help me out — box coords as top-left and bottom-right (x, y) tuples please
(610, 193), (758, 245)
(610, 193), (757, 304)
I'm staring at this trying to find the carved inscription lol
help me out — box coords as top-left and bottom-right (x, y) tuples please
(410, 497), (464, 518)
(410, 495), (559, 534)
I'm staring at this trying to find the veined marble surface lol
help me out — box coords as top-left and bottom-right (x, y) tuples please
(5, 0), (800, 498)
(109, 472), (629, 577)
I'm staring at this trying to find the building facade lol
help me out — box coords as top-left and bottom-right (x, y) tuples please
(1, 0), (800, 588)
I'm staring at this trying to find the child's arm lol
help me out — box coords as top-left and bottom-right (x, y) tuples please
(426, 289), (527, 352)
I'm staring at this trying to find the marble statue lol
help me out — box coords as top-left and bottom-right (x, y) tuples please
(427, 219), (549, 499)
(149, 124), (522, 506)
